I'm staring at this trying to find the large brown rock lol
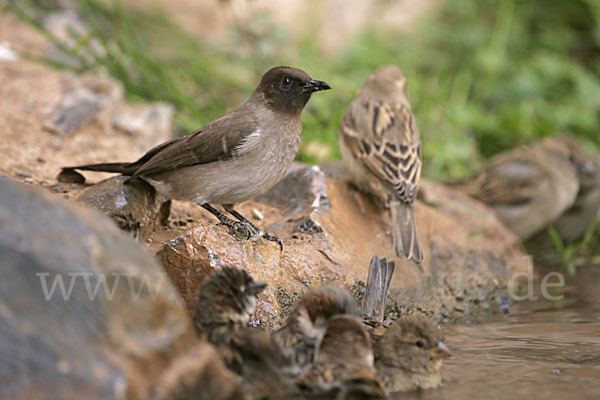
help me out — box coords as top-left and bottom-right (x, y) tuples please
(0, 177), (194, 400)
(156, 164), (527, 326)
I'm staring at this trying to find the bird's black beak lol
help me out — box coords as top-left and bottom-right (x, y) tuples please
(303, 79), (332, 93)
(247, 280), (267, 296)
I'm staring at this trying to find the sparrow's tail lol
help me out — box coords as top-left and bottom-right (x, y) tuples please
(361, 256), (395, 322)
(391, 202), (423, 263)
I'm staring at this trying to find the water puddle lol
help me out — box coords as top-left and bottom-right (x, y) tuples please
(396, 265), (600, 399)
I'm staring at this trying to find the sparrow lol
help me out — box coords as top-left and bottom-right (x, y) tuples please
(273, 285), (360, 365)
(297, 315), (388, 399)
(452, 135), (594, 240)
(193, 265), (267, 349)
(59, 66), (331, 249)
(373, 312), (451, 392)
(192, 267), (299, 397)
(551, 154), (599, 241)
(339, 65), (423, 262)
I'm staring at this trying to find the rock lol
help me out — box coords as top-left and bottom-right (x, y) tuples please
(0, 15), (174, 198)
(0, 177), (194, 399)
(156, 164), (528, 326)
(77, 176), (171, 238)
(44, 72), (123, 135)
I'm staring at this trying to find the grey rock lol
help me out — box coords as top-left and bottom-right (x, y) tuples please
(0, 177), (190, 400)
(77, 176), (171, 238)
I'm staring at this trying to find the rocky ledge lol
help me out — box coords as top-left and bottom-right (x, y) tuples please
(151, 163), (527, 326)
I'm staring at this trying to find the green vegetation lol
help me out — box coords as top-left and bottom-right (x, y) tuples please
(9, 0), (600, 179)
(546, 212), (600, 274)
(7, 0), (600, 267)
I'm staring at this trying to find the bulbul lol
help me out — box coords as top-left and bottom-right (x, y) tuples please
(339, 65), (423, 262)
(59, 66), (331, 248)
(452, 136), (594, 240)
(552, 154), (599, 241)
(273, 285), (360, 365)
(373, 312), (451, 392)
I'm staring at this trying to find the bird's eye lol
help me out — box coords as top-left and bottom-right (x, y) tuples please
(416, 340), (425, 348)
(280, 76), (293, 90)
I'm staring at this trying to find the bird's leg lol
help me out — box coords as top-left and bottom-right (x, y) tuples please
(199, 203), (252, 240)
(227, 209), (283, 251)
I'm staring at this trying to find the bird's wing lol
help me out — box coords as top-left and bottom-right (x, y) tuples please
(340, 100), (421, 204)
(130, 109), (258, 177)
(455, 153), (548, 205)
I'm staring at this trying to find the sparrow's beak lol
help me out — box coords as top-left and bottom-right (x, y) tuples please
(429, 341), (452, 360)
(578, 160), (597, 177)
(247, 280), (267, 296)
(303, 79), (332, 93)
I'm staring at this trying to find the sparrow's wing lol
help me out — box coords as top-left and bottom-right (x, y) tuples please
(131, 109), (258, 177)
(361, 256), (382, 321)
(340, 100), (421, 204)
(456, 154), (548, 205)
(361, 256), (395, 322)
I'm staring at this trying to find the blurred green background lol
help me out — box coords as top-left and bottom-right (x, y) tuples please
(10, 0), (600, 181)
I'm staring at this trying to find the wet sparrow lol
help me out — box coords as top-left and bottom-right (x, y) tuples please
(373, 312), (451, 392)
(273, 285), (360, 364)
(193, 266), (266, 347)
(298, 314), (388, 399)
(339, 65), (423, 262)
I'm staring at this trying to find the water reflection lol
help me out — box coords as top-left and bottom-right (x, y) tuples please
(395, 265), (600, 399)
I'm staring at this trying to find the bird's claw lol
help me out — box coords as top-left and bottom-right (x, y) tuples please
(229, 221), (253, 240)
(261, 231), (283, 251)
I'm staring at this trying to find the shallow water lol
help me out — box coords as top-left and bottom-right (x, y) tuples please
(396, 265), (600, 400)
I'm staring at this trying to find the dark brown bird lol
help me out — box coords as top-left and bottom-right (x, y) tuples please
(373, 312), (451, 392)
(339, 65), (423, 262)
(273, 285), (360, 365)
(59, 66), (331, 248)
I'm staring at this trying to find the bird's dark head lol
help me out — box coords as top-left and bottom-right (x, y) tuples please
(194, 266), (267, 333)
(255, 66), (331, 114)
(375, 312), (450, 376)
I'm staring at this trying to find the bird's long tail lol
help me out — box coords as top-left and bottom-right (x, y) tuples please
(57, 162), (138, 183)
(361, 256), (395, 322)
(64, 162), (134, 174)
(391, 202), (423, 263)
